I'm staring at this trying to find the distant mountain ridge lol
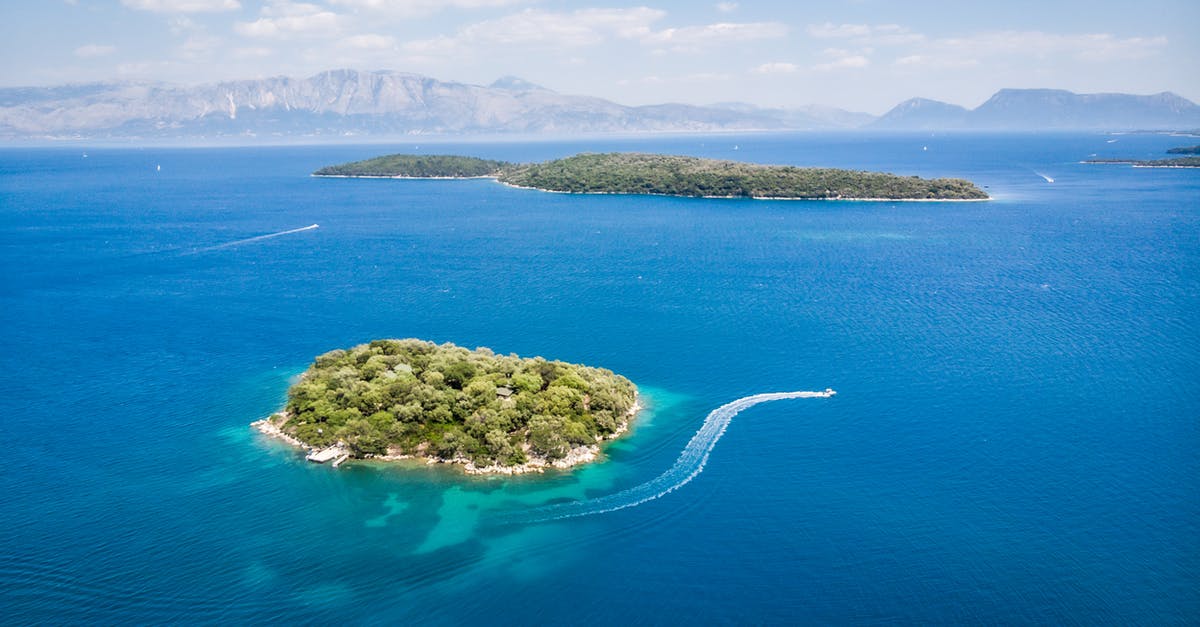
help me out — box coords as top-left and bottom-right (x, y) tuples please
(0, 69), (1196, 140)
(873, 88), (1200, 130)
(0, 69), (862, 140)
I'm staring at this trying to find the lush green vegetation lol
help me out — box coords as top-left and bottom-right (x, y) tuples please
(273, 339), (638, 467)
(314, 151), (989, 200)
(313, 154), (508, 177)
(1085, 156), (1200, 167)
(499, 153), (988, 200)
(1166, 145), (1200, 155)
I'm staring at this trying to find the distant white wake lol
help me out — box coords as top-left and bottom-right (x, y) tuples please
(192, 224), (318, 252)
(1033, 171), (1055, 183)
(502, 390), (836, 523)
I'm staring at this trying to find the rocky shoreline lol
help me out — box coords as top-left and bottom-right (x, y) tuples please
(251, 401), (641, 475)
(497, 180), (989, 201)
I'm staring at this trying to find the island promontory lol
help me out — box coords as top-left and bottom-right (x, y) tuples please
(1083, 144), (1200, 168)
(253, 339), (639, 474)
(314, 152), (989, 200)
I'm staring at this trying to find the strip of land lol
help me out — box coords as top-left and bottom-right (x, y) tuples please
(1083, 156), (1200, 167)
(314, 152), (990, 201)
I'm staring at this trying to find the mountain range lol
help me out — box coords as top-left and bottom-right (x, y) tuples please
(872, 88), (1200, 131)
(1, 69), (1196, 140)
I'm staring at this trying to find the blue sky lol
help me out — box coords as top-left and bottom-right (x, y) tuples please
(1, 0), (1196, 113)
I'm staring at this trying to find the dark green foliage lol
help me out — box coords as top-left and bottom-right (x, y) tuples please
(1141, 156), (1200, 166)
(279, 339), (638, 466)
(313, 151), (989, 199)
(498, 152), (989, 200)
(1085, 156), (1200, 167)
(1165, 145), (1200, 155)
(314, 154), (509, 177)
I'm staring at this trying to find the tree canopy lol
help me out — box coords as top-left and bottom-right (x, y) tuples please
(314, 154), (508, 177)
(500, 152), (988, 200)
(314, 151), (989, 200)
(274, 339), (638, 468)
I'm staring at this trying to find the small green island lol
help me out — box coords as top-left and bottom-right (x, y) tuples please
(314, 152), (989, 200)
(1084, 145), (1200, 168)
(252, 339), (639, 474)
(1084, 156), (1200, 167)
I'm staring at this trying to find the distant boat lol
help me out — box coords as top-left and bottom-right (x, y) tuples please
(156, 165), (161, 172)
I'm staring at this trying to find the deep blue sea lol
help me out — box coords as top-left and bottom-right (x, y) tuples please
(2, 133), (1197, 624)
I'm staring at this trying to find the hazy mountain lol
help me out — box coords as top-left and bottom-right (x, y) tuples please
(2, 72), (1196, 140)
(870, 98), (970, 130)
(707, 102), (875, 130)
(873, 88), (1200, 130)
(0, 69), (850, 140)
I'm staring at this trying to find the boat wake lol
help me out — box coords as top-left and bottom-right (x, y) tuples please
(499, 389), (835, 524)
(1033, 171), (1055, 183)
(192, 224), (318, 252)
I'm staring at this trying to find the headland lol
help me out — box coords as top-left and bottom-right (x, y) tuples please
(314, 152), (990, 201)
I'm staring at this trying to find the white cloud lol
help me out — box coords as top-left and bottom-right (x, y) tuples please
(403, 8), (784, 59)
(807, 22), (923, 46)
(74, 44), (116, 58)
(168, 16), (198, 35)
(178, 34), (223, 60)
(753, 61), (798, 74)
(936, 30), (1167, 62)
(814, 55), (869, 71)
(893, 54), (978, 70)
(715, 2), (738, 12)
(342, 34), (396, 49)
(403, 7), (666, 54)
(813, 48), (870, 72)
(232, 47), (274, 58)
(808, 22), (870, 39)
(331, 0), (528, 15)
(643, 22), (788, 49)
(618, 72), (730, 86)
(235, 2), (342, 39)
(881, 29), (1167, 71)
(808, 23), (1166, 71)
(121, 0), (240, 12)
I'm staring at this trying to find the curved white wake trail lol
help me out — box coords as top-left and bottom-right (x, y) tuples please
(504, 389), (835, 524)
(193, 224), (318, 252)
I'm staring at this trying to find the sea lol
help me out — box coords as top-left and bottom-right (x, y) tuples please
(1, 133), (1197, 624)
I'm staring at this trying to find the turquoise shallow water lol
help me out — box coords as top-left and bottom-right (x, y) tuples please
(1, 133), (1198, 623)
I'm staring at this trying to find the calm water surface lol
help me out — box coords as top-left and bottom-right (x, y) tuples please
(1, 133), (1197, 623)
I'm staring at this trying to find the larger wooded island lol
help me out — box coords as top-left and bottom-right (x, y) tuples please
(314, 152), (989, 200)
(253, 339), (639, 474)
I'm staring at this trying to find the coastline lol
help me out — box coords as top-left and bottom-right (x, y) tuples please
(251, 399), (643, 475)
(312, 173), (990, 201)
(1082, 160), (1200, 168)
(312, 174), (499, 180)
(496, 180), (990, 201)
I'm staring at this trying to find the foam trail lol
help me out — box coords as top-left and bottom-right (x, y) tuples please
(1033, 171), (1054, 183)
(192, 224), (318, 252)
(500, 389), (835, 524)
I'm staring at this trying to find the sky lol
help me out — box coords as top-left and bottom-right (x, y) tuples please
(1, 0), (1196, 114)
